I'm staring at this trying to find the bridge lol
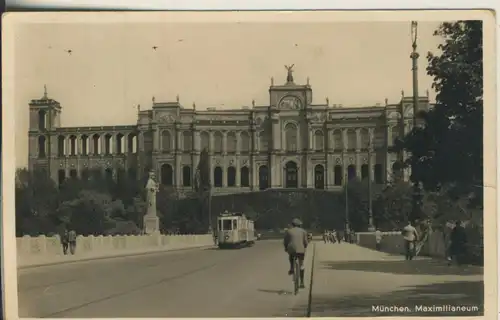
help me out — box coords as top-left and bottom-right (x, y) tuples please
(17, 238), (484, 318)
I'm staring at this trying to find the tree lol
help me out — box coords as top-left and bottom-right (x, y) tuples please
(397, 21), (483, 207)
(15, 168), (60, 236)
(343, 178), (384, 231)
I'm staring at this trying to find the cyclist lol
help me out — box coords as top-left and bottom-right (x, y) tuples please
(283, 218), (309, 288)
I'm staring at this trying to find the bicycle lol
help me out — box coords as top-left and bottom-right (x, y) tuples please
(292, 254), (301, 295)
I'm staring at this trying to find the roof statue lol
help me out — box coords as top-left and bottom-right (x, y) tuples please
(284, 64), (295, 84)
(176, 94), (180, 103)
(252, 99), (255, 107)
(326, 97), (329, 106)
(152, 96), (156, 104)
(42, 84), (48, 99)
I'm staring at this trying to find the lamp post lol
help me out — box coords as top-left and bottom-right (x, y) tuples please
(410, 21), (423, 223)
(342, 151), (350, 233)
(367, 139), (375, 231)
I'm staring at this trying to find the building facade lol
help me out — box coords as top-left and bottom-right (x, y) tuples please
(28, 69), (430, 195)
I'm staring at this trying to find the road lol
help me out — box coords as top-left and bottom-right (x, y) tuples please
(18, 240), (312, 318)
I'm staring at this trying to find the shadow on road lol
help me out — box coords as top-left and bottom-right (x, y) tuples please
(294, 281), (484, 317)
(257, 289), (294, 296)
(321, 259), (483, 276)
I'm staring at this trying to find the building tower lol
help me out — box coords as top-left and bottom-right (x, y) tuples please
(28, 85), (62, 180)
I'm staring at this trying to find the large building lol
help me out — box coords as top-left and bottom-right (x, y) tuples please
(28, 68), (430, 195)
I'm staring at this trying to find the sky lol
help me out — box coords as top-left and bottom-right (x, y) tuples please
(12, 19), (444, 168)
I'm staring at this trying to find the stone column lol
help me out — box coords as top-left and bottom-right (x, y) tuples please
(236, 158), (241, 187)
(139, 132), (145, 152)
(153, 128), (160, 152)
(252, 130), (259, 152)
(222, 131), (227, 154)
(194, 130), (201, 152)
(308, 128), (314, 151)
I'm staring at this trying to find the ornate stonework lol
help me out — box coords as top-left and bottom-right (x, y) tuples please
(28, 69), (431, 193)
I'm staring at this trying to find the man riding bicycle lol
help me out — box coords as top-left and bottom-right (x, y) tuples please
(283, 218), (309, 289)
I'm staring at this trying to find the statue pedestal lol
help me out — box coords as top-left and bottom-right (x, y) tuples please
(143, 214), (160, 234)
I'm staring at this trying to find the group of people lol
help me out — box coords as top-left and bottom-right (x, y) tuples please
(323, 229), (355, 244)
(60, 229), (77, 255)
(401, 219), (468, 265)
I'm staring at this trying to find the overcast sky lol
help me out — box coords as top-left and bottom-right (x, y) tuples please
(12, 18), (445, 168)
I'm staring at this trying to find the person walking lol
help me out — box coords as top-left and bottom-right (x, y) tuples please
(375, 229), (383, 251)
(68, 230), (77, 255)
(448, 220), (467, 266)
(60, 229), (69, 255)
(402, 220), (419, 260)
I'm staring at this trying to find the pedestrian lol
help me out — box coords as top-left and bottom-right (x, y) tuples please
(448, 220), (467, 266)
(337, 229), (343, 244)
(323, 230), (328, 243)
(350, 230), (356, 244)
(60, 229), (69, 255)
(375, 229), (382, 250)
(68, 229), (77, 255)
(402, 220), (419, 260)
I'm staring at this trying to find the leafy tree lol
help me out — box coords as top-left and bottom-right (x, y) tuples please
(343, 178), (384, 231)
(60, 190), (119, 235)
(397, 21), (483, 208)
(15, 168), (60, 236)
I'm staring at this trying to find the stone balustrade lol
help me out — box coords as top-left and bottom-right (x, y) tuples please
(17, 234), (214, 267)
(356, 230), (448, 258)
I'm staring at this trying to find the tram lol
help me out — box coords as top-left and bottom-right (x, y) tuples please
(217, 211), (256, 249)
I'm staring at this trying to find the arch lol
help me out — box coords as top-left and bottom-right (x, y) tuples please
(92, 134), (100, 155)
(104, 134), (112, 155)
(57, 135), (65, 157)
(258, 165), (269, 190)
(347, 164), (356, 181)
(391, 126), (399, 145)
(38, 136), (46, 158)
(127, 133), (137, 153)
(162, 130), (172, 151)
(240, 166), (250, 187)
(259, 131), (269, 152)
(314, 164), (325, 189)
(227, 132), (237, 154)
(285, 123), (298, 152)
(182, 166), (191, 187)
(346, 129), (356, 150)
(38, 110), (47, 130)
(69, 169), (78, 179)
(333, 130), (343, 151)
(116, 133), (124, 154)
(69, 135), (77, 156)
(361, 164), (369, 180)
(227, 166), (236, 187)
(200, 131), (210, 150)
(314, 130), (324, 151)
(373, 127), (385, 149)
(360, 128), (370, 149)
(161, 164), (173, 186)
(183, 131), (193, 151)
(374, 164), (383, 184)
(213, 131), (223, 154)
(81, 135), (89, 156)
(105, 168), (113, 181)
(334, 165), (342, 186)
(58, 169), (66, 186)
(284, 161), (298, 188)
(213, 166), (223, 187)
(240, 131), (250, 153)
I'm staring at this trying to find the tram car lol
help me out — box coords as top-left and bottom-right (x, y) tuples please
(217, 211), (256, 249)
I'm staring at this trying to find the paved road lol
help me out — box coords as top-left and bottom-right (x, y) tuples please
(18, 240), (312, 318)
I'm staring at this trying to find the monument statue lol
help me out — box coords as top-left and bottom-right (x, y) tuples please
(143, 170), (160, 234)
(284, 64), (295, 83)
